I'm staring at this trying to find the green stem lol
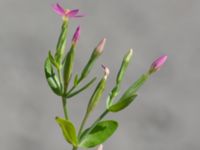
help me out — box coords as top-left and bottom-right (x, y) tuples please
(57, 68), (69, 120)
(72, 146), (78, 150)
(78, 112), (89, 137)
(62, 96), (69, 120)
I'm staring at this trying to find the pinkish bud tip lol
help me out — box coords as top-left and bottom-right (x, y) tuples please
(72, 26), (81, 44)
(149, 55), (168, 74)
(101, 64), (110, 80)
(97, 144), (103, 150)
(96, 38), (106, 54)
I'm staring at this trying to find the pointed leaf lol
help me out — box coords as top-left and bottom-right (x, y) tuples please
(55, 117), (78, 146)
(79, 120), (118, 148)
(66, 77), (97, 98)
(44, 57), (62, 95)
(108, 94), (137, 112)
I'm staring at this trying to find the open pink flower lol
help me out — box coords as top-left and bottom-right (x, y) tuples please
(52, 3), (83, 18)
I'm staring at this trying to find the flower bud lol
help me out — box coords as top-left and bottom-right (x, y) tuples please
(95, 38), (106, 54)
(72, 26), (80, 45)
(97, 145), (103, 150)
(149, 55), (168, 74)
(102, 64), (110, 80)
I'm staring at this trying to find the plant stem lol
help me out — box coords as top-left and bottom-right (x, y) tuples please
(62, 96), (69, 120)
(72, 146), (78, 150)
(57, 68), (69, 120)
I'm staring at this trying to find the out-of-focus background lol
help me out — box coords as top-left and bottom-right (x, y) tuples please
(0, 0), (200, 150)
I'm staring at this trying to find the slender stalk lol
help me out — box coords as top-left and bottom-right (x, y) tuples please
(57, 68), (69, 120)
(77, 112), (89, 137)
(62, 96), (69, 120)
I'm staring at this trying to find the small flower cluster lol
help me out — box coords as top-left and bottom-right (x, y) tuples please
(44, 3), (168, 150)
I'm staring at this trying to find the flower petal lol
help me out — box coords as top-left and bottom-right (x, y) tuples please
(52, 3), (65, 16)
(66, 9), (80, 17)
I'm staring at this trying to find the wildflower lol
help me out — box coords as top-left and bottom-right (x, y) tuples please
(97, 144), (103, 150)
(52, 3), (83, 19)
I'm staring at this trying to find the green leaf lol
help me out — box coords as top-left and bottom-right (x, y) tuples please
(73, 74), (79, 86)
(44, 57), (62, 96)
(63, 45), (75, 91)
(66, 77), (97, 98)
(55, 117), (78, 146)
(48, 51), (59, 69)
(79, 120), (118, 148)
(108, 94), (137, 112)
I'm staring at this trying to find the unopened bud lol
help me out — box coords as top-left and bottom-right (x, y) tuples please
(149, 55), (168, 74)
(97, 144), (103, 150)
(72, 26), (80, 45)
(96, 38), (106, 54)
(102, 64), (110, 80)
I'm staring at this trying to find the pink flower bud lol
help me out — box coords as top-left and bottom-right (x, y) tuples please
(97, 144), (103, 150)
(149, 55), (168, 74)
(101, 64), (110, 80)
(96, 38), (106, 54)
(72, 26), (80, 44)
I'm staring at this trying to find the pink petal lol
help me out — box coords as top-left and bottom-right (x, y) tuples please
(66, 9), (79, 17)
(52, 3), (65, 16)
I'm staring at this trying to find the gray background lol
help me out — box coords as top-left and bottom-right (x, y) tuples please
(0, 0), (199, 150)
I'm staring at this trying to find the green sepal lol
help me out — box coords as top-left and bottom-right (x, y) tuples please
(79, 120), (118, 148)
(66, 77), (97, 98)
(79, 48), (102, 82)
(108, 94), (137, 112)
(55, 20), (68, 64)
(63, 45), (75, 91)
(86, 78), (106, 115)
(55, 117), (78, 146)
(44, 57), (62, 96)
(121, 74), (149, 100)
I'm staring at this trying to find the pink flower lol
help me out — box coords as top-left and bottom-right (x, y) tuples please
(72, 26), (81, 45)
(97, 144), (103, 150)
(149, 55), (168, 74)
(52, 3), (83, 18)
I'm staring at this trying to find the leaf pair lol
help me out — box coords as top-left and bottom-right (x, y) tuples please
(44, 57), (62, 96)
(56, 117), (118, 148)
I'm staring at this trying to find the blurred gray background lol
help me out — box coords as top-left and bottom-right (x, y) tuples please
(0, 0), (200, 150)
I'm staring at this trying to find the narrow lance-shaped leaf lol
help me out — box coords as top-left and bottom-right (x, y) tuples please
(55, 117), (78, 146)
(66, 77), (97, 98)
(44, 57), (62, 96)
(63, 45), (75, 92)
(79, 38), (106, 82)
(55, 20), (68, 64)
(108, 94), (137, 112)
(79, 120), (118, 148)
